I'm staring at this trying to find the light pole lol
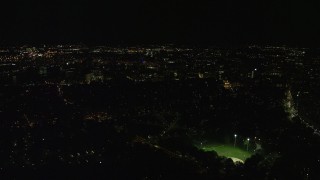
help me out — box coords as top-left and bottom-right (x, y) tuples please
(234, 134), (237, 147)
(246, 138), (250, 151)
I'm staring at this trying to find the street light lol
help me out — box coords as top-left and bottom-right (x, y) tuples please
(234, 134), (237, 147)
(247, 138), (250, 151)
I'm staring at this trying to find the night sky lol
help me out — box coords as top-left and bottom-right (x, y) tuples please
(1, 0), (320, 46)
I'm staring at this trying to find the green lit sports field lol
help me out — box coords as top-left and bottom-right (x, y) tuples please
(200, 144), (252, 162)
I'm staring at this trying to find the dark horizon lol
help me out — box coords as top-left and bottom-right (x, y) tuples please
(1, 0), (320, 46)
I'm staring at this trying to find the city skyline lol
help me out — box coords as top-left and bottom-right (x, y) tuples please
(1, 1), (320, 179)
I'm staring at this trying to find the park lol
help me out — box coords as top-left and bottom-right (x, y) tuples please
(196, 135), (254, 163)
